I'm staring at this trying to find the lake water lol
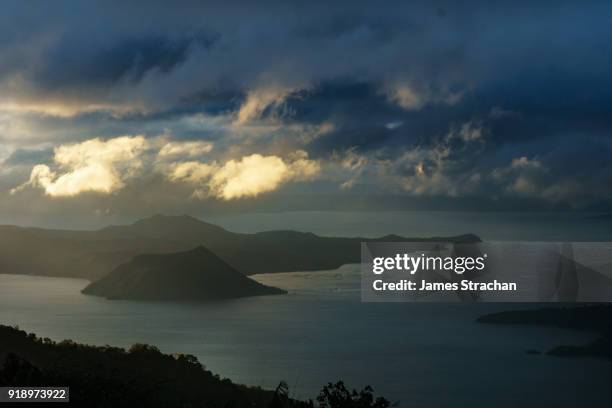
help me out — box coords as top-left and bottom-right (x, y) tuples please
(1, 211), (611, 407)
(0, 269), (609, 407)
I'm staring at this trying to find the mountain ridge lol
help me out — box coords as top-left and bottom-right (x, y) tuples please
(0, 214), (481, 280)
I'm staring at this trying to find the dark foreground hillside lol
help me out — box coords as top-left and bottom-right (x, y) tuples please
(0, 325), (275, 407)
(0, 325), (390, 408)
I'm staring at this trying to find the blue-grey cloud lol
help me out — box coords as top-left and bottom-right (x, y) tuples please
(1, 0), (612, 214)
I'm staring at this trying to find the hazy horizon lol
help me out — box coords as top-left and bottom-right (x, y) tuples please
(1, 211), (611, 244)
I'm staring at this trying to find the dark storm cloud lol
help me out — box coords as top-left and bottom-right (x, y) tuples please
(35, 33), (217, 91)
(4, 1), (612, 115)
(2, 0), (612, 212)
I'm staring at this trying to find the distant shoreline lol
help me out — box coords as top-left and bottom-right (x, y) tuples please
(478, 305), (612, 359)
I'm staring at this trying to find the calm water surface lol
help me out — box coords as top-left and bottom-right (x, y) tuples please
(0, 269), (609, 408)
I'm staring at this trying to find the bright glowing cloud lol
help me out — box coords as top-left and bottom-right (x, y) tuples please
(210, 155), (290, 199)
(12, 134), (320, 200)
(158, 140), (213, 158)
(13, 136), (147, 196)
(169, 151), (320, 200)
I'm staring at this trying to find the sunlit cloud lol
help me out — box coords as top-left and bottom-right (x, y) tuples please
(384, 83), (462, 111)
(13, 136), (147, 196)
(387, 85), (425, 110)
(11, 133), (322, 200)
(158, 140), (213, 159)
(167, 161), (216, 184)
(0, 1), (610, 213)
(168, 151), (320, 200)
(0, 100), (145, 118)
(338, 148), (370, 190)
(235, 86), (297, 125)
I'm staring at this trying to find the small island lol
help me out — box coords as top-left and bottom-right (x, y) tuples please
(82, 246), (286, 301)
(478, 305), (612, 359)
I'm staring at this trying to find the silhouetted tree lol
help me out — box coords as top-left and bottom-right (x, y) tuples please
(128, 343), (162, 355)
(316, 382), (390, 408)
(1, 325), (394, 408)
(269, 381), (290, 408)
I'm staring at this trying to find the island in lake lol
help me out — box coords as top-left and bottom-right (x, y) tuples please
(82, 246), (285, 301)
(478, 304), (612, 359)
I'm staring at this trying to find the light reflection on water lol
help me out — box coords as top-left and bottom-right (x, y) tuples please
(0, 269), (609, 408)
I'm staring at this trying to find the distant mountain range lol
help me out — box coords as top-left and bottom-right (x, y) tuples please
(0, 214), (480, 280)
(82, 246), (285, 301)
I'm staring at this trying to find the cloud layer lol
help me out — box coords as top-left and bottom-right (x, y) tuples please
(169, 151), (320, 200)
(13, 136), (147, 196)
(13, 135), (321, 201)
(1, 1), (612, 216)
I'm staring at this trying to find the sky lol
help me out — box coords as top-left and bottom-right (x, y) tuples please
(1, 0), (612, 222)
